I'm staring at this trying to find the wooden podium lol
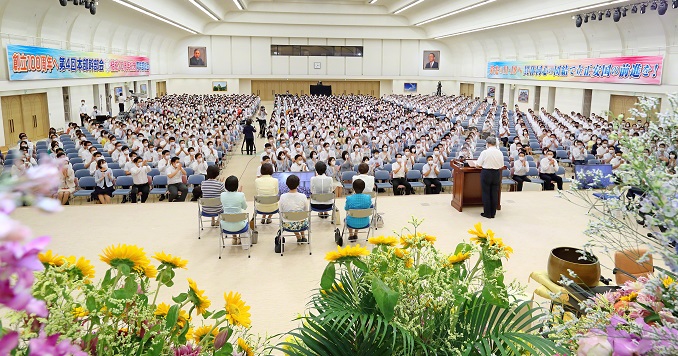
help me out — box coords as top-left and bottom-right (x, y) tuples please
(450, 160), (502, 212)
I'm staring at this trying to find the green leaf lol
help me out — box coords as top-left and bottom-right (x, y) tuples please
(172, 293), (188, 303)
(481, 246), (508, 308)
(214, 343), (233, 355)
(112, 288), (134, 300)
(118, 263), (131, 275)
(86, 296), (97, 311)
(165, 305), (179, 330)
(124, 277), (138, 294)
(371, 278), (399, 321)
(211, 310), (227, 320)
(417, 264), (434, 277)
(202, 310), (213, 319)
(321, 263), (336, 291)
(352, 258), (368, 272)
(454, 242), (473, 255)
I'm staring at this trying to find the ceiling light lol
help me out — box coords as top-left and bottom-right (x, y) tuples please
(189, 0), (219, 21)
(232, 0), (244, 10)
(658, 0), (668, 14)
(415, 0), (495, 26)
(575, 14), (583, 27)
(673, 0), (678, 9)
(394, 0), (424, 14)
(369, 0), (378, 3)
(434, 0), (628, 39)
(631, 4), (638, 13)
(650, 1), (658, 10)
(640, 3), (647, 13)
(584, 13), (589, 22)
(113, 0), (198, 34)
(613, 8), (621, 21)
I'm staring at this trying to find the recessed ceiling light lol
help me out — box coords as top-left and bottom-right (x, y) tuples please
(189, 0), (219, 21)
(232, 0), (244, 10)
(416, 0), (496, 26)
(113, 0), (197, 34)
(394, 0), (424, 14)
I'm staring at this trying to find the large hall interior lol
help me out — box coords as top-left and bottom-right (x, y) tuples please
(1, 0), (678, 355)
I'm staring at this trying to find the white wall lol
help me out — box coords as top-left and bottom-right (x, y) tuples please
(166, 79), (241, 95)
(553, 88), (585, 114)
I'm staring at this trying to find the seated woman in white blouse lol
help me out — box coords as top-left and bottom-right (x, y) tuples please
(55, 152), (76, 205)
(279, 175), (309, 243)
(93, 159), (115, 204)
(220, 175), (247, 245)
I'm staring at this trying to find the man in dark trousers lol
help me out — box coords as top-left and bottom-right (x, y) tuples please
(474, 137), (505, 219)
(242, 119), (256, 155)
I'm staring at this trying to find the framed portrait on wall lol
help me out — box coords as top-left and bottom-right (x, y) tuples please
(518, 89), (529, 103)
(404, 83), (417, 93)
(423, 50), (440, 70)
(140, 84), (147, 95)
(487, 86), (495, 97)
(188, 46), (207, 67)
(212, 81), (227, 92)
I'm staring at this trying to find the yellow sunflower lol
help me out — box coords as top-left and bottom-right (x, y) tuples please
(191, 325), (218, 343)
(468, 222), (487, 243)
(446, 251), (471, 265)
(224, 291), (252, 328)
(368, 236), (398, 246)
(187, 278), (212, 315)
(237, 337), (254, 356)
(394, 248), (409, 259)
(38, 250), (65, 267)
(65, 256), (96, 281)
(620, 292), (638, 302)
(663, 276), (675, 288)
(152, 251), (188, 269)
(140, 263), (158, 279)
(405, 257), (414, 268)
(487, 235), (513, 258)
(154, 302), (170, 317)
(72, 306), (89, 318)
(423, 234), (437, 244)
(100, 244), (151, 275)
(324, 244), (370, 262)
(320, 282), (344, 295)
(177, 309), (190, 329)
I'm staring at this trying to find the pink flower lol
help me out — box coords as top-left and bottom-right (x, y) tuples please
(35, 197), (63, 213)
(0, 236), (50, 317)
(577, 330), (613, 356)
(28, 332), (86, 356)
(15, 164), (60, 197)
(0, 279), (47, 317)
(0, 214), (32, 243)
(0, 331), (19, 355)
(173, 344), (202, 356)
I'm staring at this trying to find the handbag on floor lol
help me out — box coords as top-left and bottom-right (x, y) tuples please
(333, 206), (341, 225)
(375, 213), (384, 229)
(334, 228), (343, 247)
(274, 229), (285, 253)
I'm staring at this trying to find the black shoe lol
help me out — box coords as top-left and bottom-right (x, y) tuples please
(121, 196), (128, 204)
(480, 213), (494, 219)
(300, 237), (308, 243)
(348, 235), (358, 242)
(159, 195), (166, 201)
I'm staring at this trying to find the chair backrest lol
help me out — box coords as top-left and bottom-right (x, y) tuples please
(310, 193), (334, 203)
(112, 169), (126, 177)
(502, 169), (511, 177)
(381, 164), (392, 172)
(413, 163), (425, 172)
(79, 176), (96, 188)
(104, 157), (114, 163)
(374, 170), (390, 181)
(184, 168), (194, 176)
(199, 197), (222, 208)
(116, 176), (134, 186)
(69, 158), (83, 164)
(556, 166), (566, 175)
(614, 249), (653, 285)
(187, 175), (205, 185)
(588, 159), (601, 165)
(148, 168), (160, 177)
(221, 212), (248, 223)
(528, 161), (537, 168)
(527, 167), (539, 177)
(341, 171), (356, 181)
(75, 169), (91, 178)
(281, 211), (309, 221)
(406, 170), (422, 180)
(347, 208), (374, 218)
(108, 163), (120, 169)
(556, 150), (568, 159)
(525, 156), (534, 161)
(416, 157), (427, 164)
(254, 195), (280, 205)
(438, 168), (452, 179)
(72, 163), (85, 171)
(152, 175), (168, 186)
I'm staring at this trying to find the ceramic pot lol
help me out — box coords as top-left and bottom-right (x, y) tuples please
(547, 247), (601, 287)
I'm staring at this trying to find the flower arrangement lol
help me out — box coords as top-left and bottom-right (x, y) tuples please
(551, 94), (678, 355)
(0, 160), (267, 355)
(279, 217), (567, 355)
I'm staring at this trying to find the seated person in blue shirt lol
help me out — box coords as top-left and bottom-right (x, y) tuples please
(344, 179), (372, 242)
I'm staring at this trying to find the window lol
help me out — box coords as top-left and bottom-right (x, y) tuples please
(271, 45), (363, 57)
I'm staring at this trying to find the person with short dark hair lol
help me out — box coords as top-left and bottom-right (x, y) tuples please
(310, 161), (334, 218)
(243, 120), (256, 155)
(254, 163), (279, 224)
(475, 136), (504, 219)
(392, 153), (414, 195)
(166, 157), (188, 202)
(93, 159), (115, 204)
(344, 179), (372, 241)
(539, 150), (563, 191)
(130, 157), (151, 203)
(220, 175), (247, 245)
(199, 165), (225, 226)
(279, 175), (309, 243)
(512, 150), (531, 191)
(352, 162), (375, 193)
(423, 155), (442, 194)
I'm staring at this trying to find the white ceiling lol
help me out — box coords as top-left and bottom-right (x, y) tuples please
(110, 0), (644, 39)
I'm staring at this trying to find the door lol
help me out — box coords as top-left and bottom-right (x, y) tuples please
(156, 81), (167, 97)
(2, 96), (24, 147)
(21, 94), (49, 140)
(609, 95), (638, 119)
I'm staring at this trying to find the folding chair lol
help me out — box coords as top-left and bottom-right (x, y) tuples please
(112, 169), (127, 178)
(278, 211), (312, 256)
(75, 169), (91, 179)
(73, 177), (96, 204)
(149, 175), (168, 200)
(187, 174), (205, 195)
(501, 169), (516, 191)
(253, 195), (280, 230)
(438, 168), (453, 193)
(341, 171), (357, 195)
(198, 197), (223, 239)
(341, 208), (374, 244)
(310, 193), (335, 224)
(406, 170), (425, 193)
(374, 170), (393, 195)
(113, 176), (133, 202)
(219, 212), (251, 259)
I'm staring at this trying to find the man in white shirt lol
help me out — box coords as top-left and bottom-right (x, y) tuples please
(129, 157), (151, 203)
(570, 140), (587, 165)
(290, 154), (308, 172)
(352, 163), (375, 193)
(309, 162), (335, 218)
(157, 150), (171, 174)
(391, 153), (414, 195)
(117, 93), (126, 114)
(538, 150), (563, 190)
(475, 137), (505, 219)
(512, 150), (531, 191)
(79, 100), (89, 126)
(166, 157), (188, 202)
(422, 155), (441, 194)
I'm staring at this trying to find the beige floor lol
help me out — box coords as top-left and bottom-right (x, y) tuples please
(9, 130), (642, 343)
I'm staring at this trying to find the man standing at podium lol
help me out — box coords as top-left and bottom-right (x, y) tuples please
(475, 137), (504, 219)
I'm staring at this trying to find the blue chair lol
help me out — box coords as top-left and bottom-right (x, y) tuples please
(72, 163), (85, 171)
(220, 212), (252, 258)
(148, 168), (160, 177)
(556, 150), (572, 166)
(108, 163), (120, 169)
(67, 153), (80, 160)
(406, 170), (425, 193)
(374, 170), (393, 195)
(527, 167), (544, 186)
(413, 163), (425, 172)
(588, 159), (602, 165)
(104, 157), (114, 163)
(438, 168), (453, 192)
(557, 166), (572, 183)
(381, 164), (392, 172)
(75, 169), (91, 179)
(501, 169), (516, 190)
(184, 168), (194, 177)
(73, 177), (96, 203)
(113, 176), (134, 200)
(416, 157), (427, 164)
(341, 171), (357, 194)
(187, 174), (205, 194)
(149, 175), (168, 199)
(69, 157), (83, 165)
(198, 197), (223, 239)
(112, 169), (127, 178)
(525, 155), (534, 161)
